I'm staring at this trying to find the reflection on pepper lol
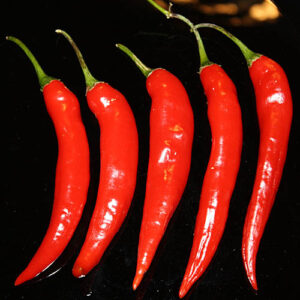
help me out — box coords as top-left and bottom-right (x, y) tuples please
(55, 30), (139, 279)
(132, 67), (194, 289)
(114, 43), (195, 291)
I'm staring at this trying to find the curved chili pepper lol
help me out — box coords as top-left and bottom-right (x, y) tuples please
(116, 43), (194, 290)
(195, 23), (293, 290)
(7, 36), (90, 286)
(179, 63), (242, 298)
(55, 30), (139, 278)
(145, 1), (243, 297)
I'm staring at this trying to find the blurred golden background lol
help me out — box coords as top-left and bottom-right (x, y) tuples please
(155, 0), (280, 26)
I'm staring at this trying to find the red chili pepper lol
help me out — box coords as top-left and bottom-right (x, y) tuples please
(116, 43), (194, 290)
(145, 2), (243, 297)
(55, 30), (139, 278)
(196, 23), (293, 290)
(179, 62), (243, 298)
(7, 36), (90, 286)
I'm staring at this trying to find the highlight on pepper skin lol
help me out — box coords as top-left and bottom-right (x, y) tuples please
(55, 30), (139, 278)
(115, 43), (194, 291)
(6, 36), (90, 287)
(179, 64), (243, 298)
(194, 23), (293, 291)
(132, 68), (194, 291)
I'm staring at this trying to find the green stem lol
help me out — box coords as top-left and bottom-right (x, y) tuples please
(55, 29), (99, 90)
(146, 0), (171, 18)
(146, 0), (212, 70)
(195, 23), (261, 67)
(6, 36), (55, 91)
(116, 44), (153, 78)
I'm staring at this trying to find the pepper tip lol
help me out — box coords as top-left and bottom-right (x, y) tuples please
(243, 251), (258, 291)
(179, 268), (202, 299)
(248, 274), (258, 291)
(178, 290), (186, 299)
(178, 278), (189, 299)
(14, 272), (27, 286)
(14, 278), (22, 286)
(132, 269), (146, 290)
(72, 264), (86, 278)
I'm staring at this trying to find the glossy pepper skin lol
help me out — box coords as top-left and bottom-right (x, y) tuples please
(195, 23), (293, 290)
(143, 2), (242, 296)
(242, 55), (293, 290)
(8, 35), (90, 286)
(115, 43), (194, 289)
(179, 64), (243, 298)
(133, 68), (194, 289)
(54, 30), (139, 278)
(72, 82), (139, 277)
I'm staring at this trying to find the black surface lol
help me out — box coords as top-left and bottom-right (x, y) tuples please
(2, 0), (300, 299)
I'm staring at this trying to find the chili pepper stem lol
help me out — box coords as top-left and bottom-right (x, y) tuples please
(55, 29), (99, 91)
(115, 44), (153, 78)
(146, 0), (212, 70)
(146, 0), (172, 18)
(6, 36), (55, 91)
(195, 23), (261, 67)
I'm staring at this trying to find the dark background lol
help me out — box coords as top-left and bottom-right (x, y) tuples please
(2, 0), (299, 299)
